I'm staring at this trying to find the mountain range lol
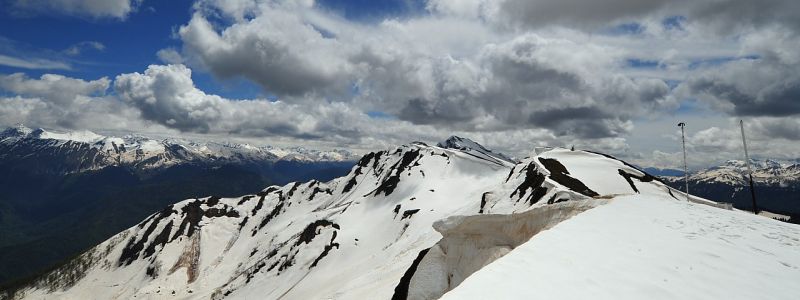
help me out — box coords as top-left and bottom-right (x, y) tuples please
(2, 137), (798, 299)
(662, 159), (800, 216)
(0, 125), (357, 286)
(0, 124), (356, 175)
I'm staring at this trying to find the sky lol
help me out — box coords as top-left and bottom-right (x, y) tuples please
(0, 0), (798, 170)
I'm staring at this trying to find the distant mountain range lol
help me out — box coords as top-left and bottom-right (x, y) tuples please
(0, 125), (357, 286)
(0, 124), (356, 175)
(641, 167), (686, 177)
(662, 159), (800, 216)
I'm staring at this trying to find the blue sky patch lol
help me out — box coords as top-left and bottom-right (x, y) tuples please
(366, 110), (395, 120)
(665, 79), (682, 90)
(0, 0), (192, 80)
(675, 98), (715, 115)
(606, 22), (645, 36)
(317, 0), (427, 22)
(688, 55), (760, 70)
(662, 16), (686, 31)
(626, 58), (661, 69)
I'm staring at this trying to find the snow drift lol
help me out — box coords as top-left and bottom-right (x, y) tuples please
(403, 199), (607, 300)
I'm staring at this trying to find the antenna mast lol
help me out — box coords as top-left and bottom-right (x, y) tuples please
(678, 122), (689, 201)
(740, 120), (759, 214)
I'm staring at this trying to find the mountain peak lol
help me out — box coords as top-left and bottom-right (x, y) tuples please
(28, 128), (105, 143)
(1, 124), (34, 137)
(437, 136), (487, 151)
(437, 135), (517, 165)
(722, 159), (787, 170)
(29, 127), (46, 137)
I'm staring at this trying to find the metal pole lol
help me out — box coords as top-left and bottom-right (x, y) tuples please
(740, 120), (759, 214)
(678, 122), (689, 201)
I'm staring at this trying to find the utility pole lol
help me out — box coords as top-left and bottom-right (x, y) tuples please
(740, 120), (759, 214)
(678, 122), (689, 201)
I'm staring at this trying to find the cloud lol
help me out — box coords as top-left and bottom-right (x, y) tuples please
(637, 117), (800, 169)
(687, 0), (800, 34)
(156, 48), (184, 64)
(527, 107), (633, 139)
(114, 64), (219, 131)
(113, 64), (408, 141)
(680, 27), (800, 117)
(64, 41), (106, 56)
(140, 0), (793, 163)
(0, 73), (145, 131)
(495, 0), (673, 30)
(687, 72), (800, 117)
(428, 0), (800, 35)
(0, 96), (49, 126)
(742, 117), (800, 141)
(9, 0), (141, 19)
(175, 4), (676, 140)
(178, 9), (353, 96)
(0, 37), (74, 70)
(0, 73), (109, 105)
(686, 119), (800, 161)
(0, 63), (632, 157)
(0, 54), (71, 70)
(2, 0), (798, 167)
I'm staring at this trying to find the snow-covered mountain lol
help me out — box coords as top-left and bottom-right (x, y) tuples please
(664, 159), (800, 186)
(662, 159), (800, 215)
(0, 125), (359, 287)
(0, 124), (357, 175)
(436, 135), (518, 166)
(3, 141), (798, 299)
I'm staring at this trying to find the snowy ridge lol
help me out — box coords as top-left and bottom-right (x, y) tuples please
(30, 128), (105, 144)
(0, 125), (357, 174)
(443, 193), (800, 300)
(3, 142), (799, 300)
(436, 136), (517, 166)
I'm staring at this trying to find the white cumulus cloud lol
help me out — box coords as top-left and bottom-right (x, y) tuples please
(10, 0), (142, 19)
